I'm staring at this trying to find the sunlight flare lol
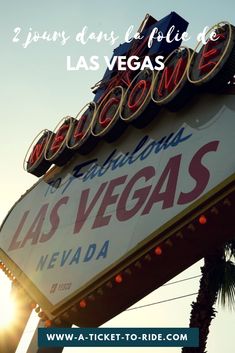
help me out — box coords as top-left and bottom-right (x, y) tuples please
(0, 273), (15, 328)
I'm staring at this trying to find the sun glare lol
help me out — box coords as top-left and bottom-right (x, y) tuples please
(0, 272), (15, 328)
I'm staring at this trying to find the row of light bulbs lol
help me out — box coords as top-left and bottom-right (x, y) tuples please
(0, 212), (210, 328)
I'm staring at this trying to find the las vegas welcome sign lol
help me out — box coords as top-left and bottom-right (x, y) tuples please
(1, 12), (235, 326)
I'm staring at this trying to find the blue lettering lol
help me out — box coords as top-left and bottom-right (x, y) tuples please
(61, 175), (76, 194)
(48, 252), (59, 269)
(162, 133), (175, 149)
(44, 128), (192, 195)
(61, 249), (72, 266)
(128, 136), (149, 164)
(69, 247), (81, 265)
(139, 141), (156, 161)
(96, 240), (109, 260)
(154, 137), (166, 153)
(36, 254), (48, 271)
(73, 159), (98, 178)
(84, 244), (96, 262)
(169, 127), (192, 146)
(35, 240), (109, 271)
(111, 153), (130, 170)
(83, 164), (100, 182)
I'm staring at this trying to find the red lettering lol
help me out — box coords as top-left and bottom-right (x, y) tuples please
(117, 167), (155, 221)
(8, 211), (30, 251)
(96, 35), (150, 103)
(40, 197), (69, 243)
(142, 155), (181, 213)
(67, 102), (96, 151)
(97, 72), (131, 104)
(127, 80), (148, 110)
(50, 124), (70, 152)
(28, 141), (45, 165)
(73, 182), (108, 234)
(92, 176), (127, 229)
(178, 141), (219, 204)
(20, 204), (49, 248)
(98, 97), (120, 127)
(198, 34), (226, 74)
(73, 115), (87, 140)
(157, 57), (186, 97)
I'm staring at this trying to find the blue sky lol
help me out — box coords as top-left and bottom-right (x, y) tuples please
(1, 1), (235, 352)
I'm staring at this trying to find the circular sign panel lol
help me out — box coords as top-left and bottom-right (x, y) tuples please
(152, 47), (193, 111)
(121, 69), (158, 128)
(92, 86), (126, 142)
(187, 22), (235, 89)
(66, 102), (97, 155)
(45, 117), (75, 166)
(24, 129), (53, 177)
